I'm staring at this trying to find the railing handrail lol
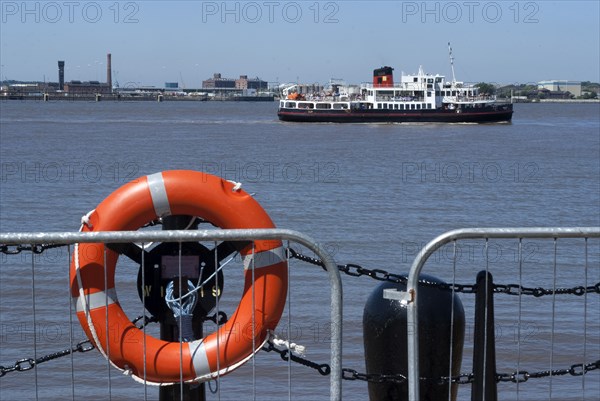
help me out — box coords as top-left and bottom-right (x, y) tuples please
(404, 226), (600, 401)
(0, 228), (343, 401)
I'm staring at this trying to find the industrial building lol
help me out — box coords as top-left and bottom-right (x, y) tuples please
(202, 73), (236, 89)
(203, 73), (267, 91)
(235, 75), (268, 91)
(538, 80), (582, 97)
(59, 53), (113, 95)
(63, 80), (111, 95)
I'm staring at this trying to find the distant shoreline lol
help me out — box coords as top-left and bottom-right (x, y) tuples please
(508, 98), (599, 104)
(0, 94), (275, 102)
(536, 99), (599, 103)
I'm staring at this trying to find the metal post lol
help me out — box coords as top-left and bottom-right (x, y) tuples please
(472, 271), (497, 401)
(159, 215), (205, 401)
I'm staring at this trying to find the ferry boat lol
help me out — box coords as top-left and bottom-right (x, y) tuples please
(277, 66), (513, 124)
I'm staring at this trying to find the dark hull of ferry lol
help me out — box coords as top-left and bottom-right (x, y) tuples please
(278, 105), (513, 123)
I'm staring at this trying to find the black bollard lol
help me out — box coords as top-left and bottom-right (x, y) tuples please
(363, 274), (465, 401)
(471, 271), (498, 401)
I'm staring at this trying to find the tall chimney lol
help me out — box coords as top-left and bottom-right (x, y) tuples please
(106, 53), (112, 91)
(58, 60), (65, 90)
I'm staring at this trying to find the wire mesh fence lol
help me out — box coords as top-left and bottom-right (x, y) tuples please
(0, 229), (342, 401)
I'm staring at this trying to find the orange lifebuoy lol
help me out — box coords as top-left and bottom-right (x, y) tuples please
(70, 170), (288, 384)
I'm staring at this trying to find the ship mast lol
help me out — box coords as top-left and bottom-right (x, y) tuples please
(448, 42), (457, 84)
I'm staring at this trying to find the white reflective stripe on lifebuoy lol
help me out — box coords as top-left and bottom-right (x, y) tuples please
(243, 246), (285, 270)
(189, 339), (211, 377)
(75, 287), (118, 313)
(147, 173), (172, 218)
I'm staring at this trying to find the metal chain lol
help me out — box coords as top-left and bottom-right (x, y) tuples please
(0, 339), (95, 378)
(261, 339), (331, 376)
(0, 243), (67, 255)
(342, 360), (600, 385)
(4, 245), (597, 297)
(494, 360), (600, 383)
(287, 248), (600, 297)
(342, 368), (407, 384)
(0, 310), (230, 378)
(265, 344), (599, 386)
(0, 315), (157, 378)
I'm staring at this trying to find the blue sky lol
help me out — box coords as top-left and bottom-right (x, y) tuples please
(1, 1), (599, 87)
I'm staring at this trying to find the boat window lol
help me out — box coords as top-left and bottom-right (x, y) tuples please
(411, 104), (415, 110)
(285, 102), (296, 108)
(316, 103), (331, 109)
(333, 103), (348, 109)
(436, 91), (440, 96)
(452, 91), (457, 96)
(422, 103), (426, 109)
(427, 104), (432, 109)
(416, 104), (421, 110)
(427, 91), (432, 97)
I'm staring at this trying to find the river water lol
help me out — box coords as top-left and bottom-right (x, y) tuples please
(0, 100), (599, 400)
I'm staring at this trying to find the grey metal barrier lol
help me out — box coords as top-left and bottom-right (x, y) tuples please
(389, 227), (600, 401)
(0, 229), (343, 401)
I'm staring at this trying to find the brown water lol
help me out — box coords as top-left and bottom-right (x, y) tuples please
(1, 100), (599, 400)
